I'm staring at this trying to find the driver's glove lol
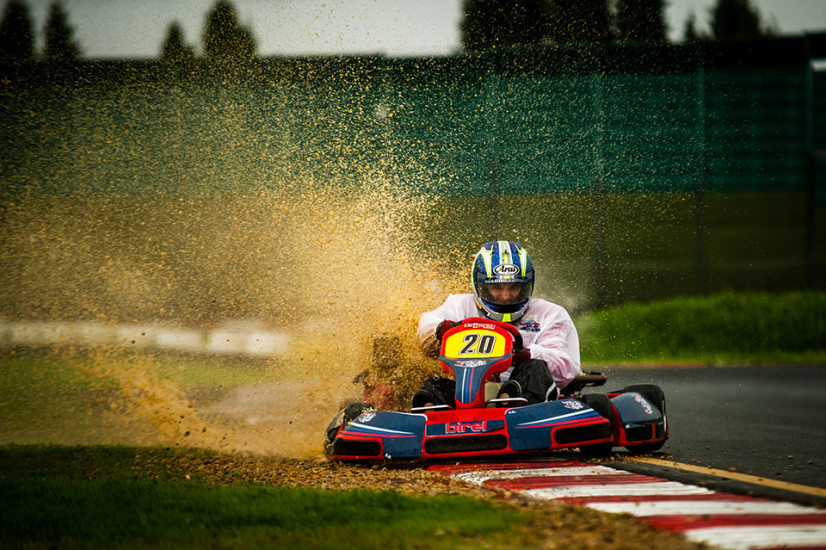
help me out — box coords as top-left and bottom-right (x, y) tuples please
(512, 346), (531, 365)
(435, 320), (460, 342)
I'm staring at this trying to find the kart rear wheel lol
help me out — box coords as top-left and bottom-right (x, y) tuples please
(577, 393), (614, 459)
(621, 384), (667, 454)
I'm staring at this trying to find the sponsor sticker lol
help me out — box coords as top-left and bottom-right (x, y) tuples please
(455, 359), (487, 368)
(464, 321), (496, 330)
(635, 394), (654, 415)
(519, 320), (541, 332)
(493, 263), (520, 276)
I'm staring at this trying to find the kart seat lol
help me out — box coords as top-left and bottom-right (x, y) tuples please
(561, 371), (607, 396)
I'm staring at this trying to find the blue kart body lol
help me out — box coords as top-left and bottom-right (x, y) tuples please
(325, 319), (667, 461)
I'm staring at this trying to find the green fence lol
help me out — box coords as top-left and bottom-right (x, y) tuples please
(0, 35), (824, 320)
(2, 37), (823, 196)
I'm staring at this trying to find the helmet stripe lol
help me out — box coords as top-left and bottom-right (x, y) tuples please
(499, 240), (510, 265)
(479, 244), (494, 277)
(499, 240), (513, 280)
(518, 245), (528, 277)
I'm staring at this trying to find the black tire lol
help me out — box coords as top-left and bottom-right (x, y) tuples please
(621, 384), (666, 416)
(577, 393), (614, 459)
(621, 384), (667, 454)
(324, 402), (375, 445)
(627, 440), (666, 454)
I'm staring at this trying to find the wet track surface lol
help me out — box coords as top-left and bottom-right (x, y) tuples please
(600, 364), (826, 491)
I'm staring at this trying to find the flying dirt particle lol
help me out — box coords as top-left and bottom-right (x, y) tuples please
(2, 181), (463, 459)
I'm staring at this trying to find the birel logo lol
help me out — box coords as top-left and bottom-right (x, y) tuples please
(493, 263), (520, 276)
(445, 421), (487, 434)
(465, 322), (496, 330)
(426, 419), (504, 437)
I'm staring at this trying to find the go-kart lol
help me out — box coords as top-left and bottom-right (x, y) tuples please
(325, 318), (667, 461)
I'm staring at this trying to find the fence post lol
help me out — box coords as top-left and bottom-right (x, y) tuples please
(804, 35), (817, 288)
(591, 69), (607, 309)
(694, 43), (709, 295)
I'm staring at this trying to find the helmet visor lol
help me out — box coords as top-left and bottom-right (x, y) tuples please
(477, 281), (532, 313)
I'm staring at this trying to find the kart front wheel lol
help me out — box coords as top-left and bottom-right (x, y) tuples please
(626, 440), (666, 454)
(577, 393), (614, 459)
(621, 384), (665, 417)
(621, 384), (667, 454)
(324, 402), (375, 445)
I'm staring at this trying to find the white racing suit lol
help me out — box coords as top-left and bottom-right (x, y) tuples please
(417, 294), (582, 404)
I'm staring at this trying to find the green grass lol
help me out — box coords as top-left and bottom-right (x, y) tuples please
(0, 350), (278, 444)
(1, 480), (522, 549)
(0, 446), (529, 550)
(0, 349), (275, 393)
(575, 290), (826, 364)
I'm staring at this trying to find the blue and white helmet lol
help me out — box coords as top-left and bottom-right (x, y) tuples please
(472, 241), (534, 322)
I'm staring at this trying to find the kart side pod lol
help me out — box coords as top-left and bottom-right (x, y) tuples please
(328, 399), (615, 461)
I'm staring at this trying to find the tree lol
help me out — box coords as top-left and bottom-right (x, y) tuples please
(461, 0), (550, 52)
(710, 0), (773, 40)
(547, 0), (611, 44)
(42, 1), (79, 60)
(203, 0), (255, 59)
(615, 0), (666, 43)
(0, 0), (33, 62)
(161, 21), (194, 62)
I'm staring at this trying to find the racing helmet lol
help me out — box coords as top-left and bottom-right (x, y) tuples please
(472, 240), (534, 323)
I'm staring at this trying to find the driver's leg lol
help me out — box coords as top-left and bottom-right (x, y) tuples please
(508, 359), (558, 404)
(412, 377), (456, 409)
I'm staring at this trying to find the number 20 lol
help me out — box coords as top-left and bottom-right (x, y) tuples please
(460, 333), (495, 355)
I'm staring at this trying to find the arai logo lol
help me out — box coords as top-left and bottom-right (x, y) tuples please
(493, 263), (520, 276)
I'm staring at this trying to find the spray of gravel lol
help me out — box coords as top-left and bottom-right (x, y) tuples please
(0, 178), (471, 458)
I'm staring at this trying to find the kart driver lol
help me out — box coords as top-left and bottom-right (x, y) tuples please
(414, 240), (581, 408)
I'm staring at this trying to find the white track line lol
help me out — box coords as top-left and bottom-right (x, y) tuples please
(524, 481), (714, 499)
(683, 525), (826, 550)
(446, 462), (826, 550)
(587, 499), (826, 516)
(451, 465), (623, 484)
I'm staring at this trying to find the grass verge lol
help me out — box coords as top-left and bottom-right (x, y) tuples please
(0, 445), (707, 550)
(0, 446), (526, 550)
(575, 290), (826, 364)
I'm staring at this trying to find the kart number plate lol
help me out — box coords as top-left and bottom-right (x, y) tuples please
(443, 329), (507, 359)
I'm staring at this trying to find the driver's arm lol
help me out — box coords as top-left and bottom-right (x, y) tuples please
(417, 309), (445, 357)
(528, 317), (582, 389)
(417, 295), (467, 358)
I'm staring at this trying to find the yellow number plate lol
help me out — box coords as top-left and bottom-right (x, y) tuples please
(443, 329), (507, 359)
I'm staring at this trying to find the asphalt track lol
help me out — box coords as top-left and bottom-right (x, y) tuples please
(598, 364), (826, 500)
